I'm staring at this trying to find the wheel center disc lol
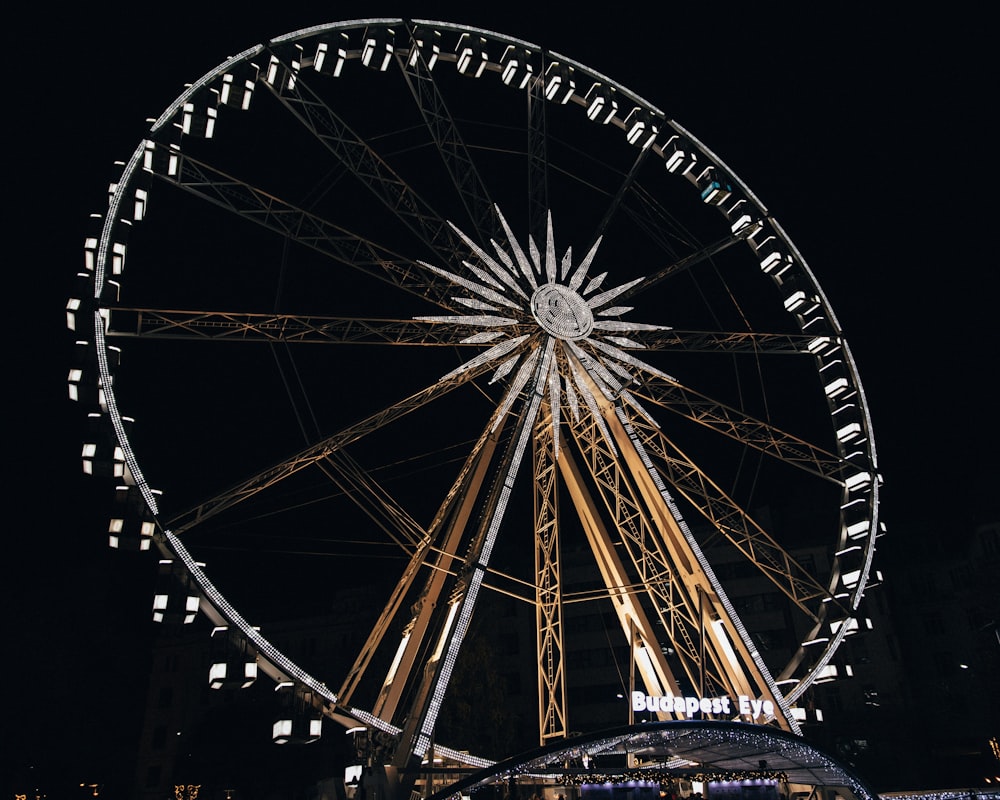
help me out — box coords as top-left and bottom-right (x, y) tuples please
(530, 283), (594, 340)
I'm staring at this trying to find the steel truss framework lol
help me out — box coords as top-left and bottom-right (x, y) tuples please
(70, 18), (880, 800)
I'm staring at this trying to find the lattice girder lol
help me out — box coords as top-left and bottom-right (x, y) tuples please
(533, 409), (567, 743)
(562, 380), (793, 730)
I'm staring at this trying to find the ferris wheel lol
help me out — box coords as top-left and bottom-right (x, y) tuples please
(69, 17), (880, 788)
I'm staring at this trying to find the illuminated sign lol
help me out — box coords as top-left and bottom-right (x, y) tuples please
(631, 691), (775, 720)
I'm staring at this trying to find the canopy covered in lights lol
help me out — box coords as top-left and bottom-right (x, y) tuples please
(428, 721), (877, 800)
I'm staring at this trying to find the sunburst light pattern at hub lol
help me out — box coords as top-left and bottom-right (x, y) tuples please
(418, 206), (675, 457)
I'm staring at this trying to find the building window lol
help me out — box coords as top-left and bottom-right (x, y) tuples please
(152, 725), (167, 749)
(753, 630), (788, 651)
(157, 686), (174, 709)
(933, 651), (952, 678)
(967, 606), (986, 631)
(950, 566), (972, 589)
(503, 672), (521, 695)
(145, 765), (162, 789)
(886, 634), (899, 661)
(850, 636), (870, 663)
(980, 526), (998, 555)
(921, 611), (944, 635)
(735, 595), (755, 614)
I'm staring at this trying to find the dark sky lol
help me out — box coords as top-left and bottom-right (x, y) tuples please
(9, 3), (991, 793)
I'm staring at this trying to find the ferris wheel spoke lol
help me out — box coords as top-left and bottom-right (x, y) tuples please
(631, 373), (847, 483)
(317, 449), (427, 553)
(166, 357), (497, 535)
(616, 221), (763, 305)
(338, 398), (511, 715)
(396, 26), (500, 244)
(526, 72), (549, 242)
(102, 308), (529, 345)
(591, 147), (653, 244)
(618, 180), (700, 257)
(149, 153), (460, 311)
(262, 44), (471, 266)
(619, 328), (820, 355)
(622, 406), (840, 619)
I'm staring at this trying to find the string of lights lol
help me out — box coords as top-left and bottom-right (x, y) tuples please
(552, 771), (787, 785)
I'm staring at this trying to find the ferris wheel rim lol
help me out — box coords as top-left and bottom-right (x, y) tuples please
(73, 17), (880, 754)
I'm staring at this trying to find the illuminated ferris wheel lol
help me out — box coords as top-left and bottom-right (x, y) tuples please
(69, 17), (880, 790)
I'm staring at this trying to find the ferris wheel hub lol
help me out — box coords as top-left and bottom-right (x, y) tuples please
(530, 283), (593, 340)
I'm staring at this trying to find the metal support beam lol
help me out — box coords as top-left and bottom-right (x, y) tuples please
(533, 405), (566, 744)
(264, 45), (470, 267)
(152, 153), (458, 311)
(562, 361), (794, 730)
(632, 374), (847, 483)
(397, 28), (499, 243)
(526, 71), (548, 245)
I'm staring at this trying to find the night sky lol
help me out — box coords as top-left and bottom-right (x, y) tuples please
(8, 4), (992, 795)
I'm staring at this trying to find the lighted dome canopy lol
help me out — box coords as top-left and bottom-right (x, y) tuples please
(430, 721), (878, 800)
(72, 17), (881, 785)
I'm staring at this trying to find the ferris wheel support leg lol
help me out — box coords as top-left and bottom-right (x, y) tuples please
(533, 405), (568, 744)
(601, 399), (795, 730)
(557, 437), (685, 711)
